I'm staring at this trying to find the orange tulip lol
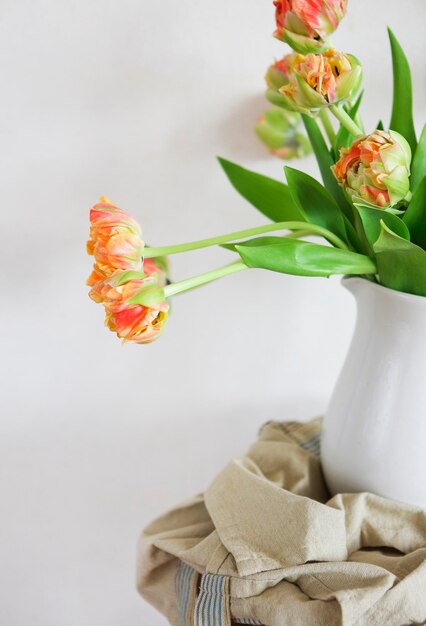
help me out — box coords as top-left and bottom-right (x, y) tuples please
(274, 0), (348, 53)
(333, 130), (412, 208)
(90, 272), (169, 344)
(87, 197), (144, 286)
(278, 49), (361, 115)
(265, 54), (299, 92)
(143, 257), (169, 286)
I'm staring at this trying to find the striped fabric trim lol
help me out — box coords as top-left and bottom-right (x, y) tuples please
(233, 619), (263, 625)
(299, 433), (321, 457)
(261, 420), (322, 458)
(176, 562), (199, 626)
(194, 572), (231, 626)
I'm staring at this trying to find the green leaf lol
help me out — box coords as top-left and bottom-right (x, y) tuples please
(373, 222), (426, 296)
(403, 176), (426, 249)
(356, 205), (410, 247)
(284, 166), (348, 243)
(376, 120), (385, 131)
(388, 28), (417, 154)
(222, 236), (285, 253)
(301, 115), (353, 220)
(218, 157), (304, 222)
(234, 236), (376, 277)
(333, 91), (364, 159)
(410, 124), (426, 194)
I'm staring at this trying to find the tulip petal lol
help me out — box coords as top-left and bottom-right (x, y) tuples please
(294, 71), (327, 109)
(284, 29), (327, 54)
(266, 89), (294, 110)
(386, 131), (412, 169)
(278, 87), (309, 113)
(127, 284), (166, 307)
(335, 66), (362, 103)
(384, 165), (411, 205)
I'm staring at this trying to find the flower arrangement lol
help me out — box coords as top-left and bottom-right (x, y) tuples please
(87, 1), (426, 344)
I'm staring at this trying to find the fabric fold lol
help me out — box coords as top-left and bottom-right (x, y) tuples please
(137, 419), (426, 626)
(204, 458), (348, 576)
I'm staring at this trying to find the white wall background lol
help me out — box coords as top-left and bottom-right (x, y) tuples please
(1, 1), (425, 624)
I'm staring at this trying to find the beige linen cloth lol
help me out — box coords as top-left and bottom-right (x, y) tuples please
(137, 419), (426, 625)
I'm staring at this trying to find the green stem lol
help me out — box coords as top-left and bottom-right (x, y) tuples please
(164, 260), (247, 297)
(145, 221), (348, 257)
(285, 229), (314, 240)
(164, 229), (346, 298)
(329, 104), (363, 137)
(319, 109), (336, 144)
(354, 111), (365, 134)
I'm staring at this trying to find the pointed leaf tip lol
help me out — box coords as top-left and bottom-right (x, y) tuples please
(388, 28), (417, 153)
(218, 156), (304, 223)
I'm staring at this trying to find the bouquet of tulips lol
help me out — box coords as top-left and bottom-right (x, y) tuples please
(86, 0), (426, 345)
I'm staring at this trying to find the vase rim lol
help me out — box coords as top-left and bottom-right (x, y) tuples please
(342, 276), (426, 306)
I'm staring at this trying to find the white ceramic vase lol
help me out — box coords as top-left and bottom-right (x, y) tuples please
(322, 277), (426, 508)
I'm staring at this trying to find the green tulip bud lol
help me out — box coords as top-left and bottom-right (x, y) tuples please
(255, 108), (312, 160)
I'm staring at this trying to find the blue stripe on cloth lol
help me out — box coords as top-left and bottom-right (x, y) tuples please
(176, 562), (198, 626)
(233, 620), (263, 625)
(299, 433), (321, 457)
(194, 572), (231, 626)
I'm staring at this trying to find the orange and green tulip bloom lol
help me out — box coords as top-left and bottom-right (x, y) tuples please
(333, 130), (412, 208)
(87, 197), (144, 286)
(274, 0), (348, 54)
